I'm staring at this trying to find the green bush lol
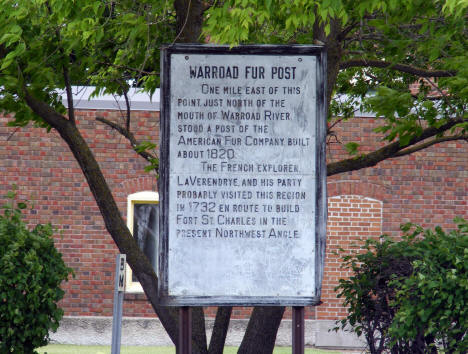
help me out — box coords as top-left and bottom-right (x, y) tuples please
(334, 218), (468, 354)
(389, 218), (468, 353)
(0, 191), (72, 353)
(334, 233), (415, 353)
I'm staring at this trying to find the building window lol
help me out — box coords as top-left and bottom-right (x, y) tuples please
(126, 191), (159, 292)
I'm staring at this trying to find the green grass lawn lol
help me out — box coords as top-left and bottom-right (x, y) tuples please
(38, 345), (341, 354)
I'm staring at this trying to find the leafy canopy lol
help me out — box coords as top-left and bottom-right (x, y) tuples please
(0, 0), (175, 127)
(204, 0), (468, 155)
(0, 0), (466, 161)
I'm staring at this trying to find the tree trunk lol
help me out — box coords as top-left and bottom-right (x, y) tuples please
(173, 0), (205, 43)
(237, 307), (285, 354)
(208, 307), (232, 354)
(170, 1), (211, 351)
(22, 92), (212, 352)
(313, 18), (343, 106)
(191, 307), (208, 354)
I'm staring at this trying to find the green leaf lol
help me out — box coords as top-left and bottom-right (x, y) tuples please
(345, 142), (359, 155)
(6, 191), (16, 199)
(134, 141), (157, 153)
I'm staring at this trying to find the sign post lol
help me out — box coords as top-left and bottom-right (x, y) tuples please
(178, 307), (192, 354)
(292, 306), (305, 354)
(159, 45), (327, 350)
(111, 254), (126, 354)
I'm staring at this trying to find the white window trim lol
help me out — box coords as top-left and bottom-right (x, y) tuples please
(126, 191), (159, 293)
(61, 86), (160, 111)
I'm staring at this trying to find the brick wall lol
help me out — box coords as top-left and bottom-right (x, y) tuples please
(0, 111), (466, 321)
(318, 195), (382, 320)
(0, 109), (158, 317)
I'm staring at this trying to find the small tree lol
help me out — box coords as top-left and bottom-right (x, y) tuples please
(0, 190), (72, 353)
(335, 219), (468, 354)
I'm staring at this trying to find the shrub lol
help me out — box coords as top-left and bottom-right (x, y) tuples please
(0, 191), (72, 353)
(389, 218), (468, 353)
(334, 234), (416, 353)
(334, 218), (468, 354)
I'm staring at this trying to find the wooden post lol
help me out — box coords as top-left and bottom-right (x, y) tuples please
(178, 307), (192, 354)
(292, 306), (305, 354)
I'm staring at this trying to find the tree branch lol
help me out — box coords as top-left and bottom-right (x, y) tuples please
(98, 61), (158, 76)
(122, 89), (131, 132)
(394, 134), (468, 158)
(23, 88), (70, 130)
(63, 65), (75, 125)
(45, 2), (76, 125)
(327, 118), (466, 176)
(337, 20), (359, 41)
(340, 59), (456, 77)
(424, 77), (457, 111)
(95, 116), (157, 163)
(203, 0), (214, 11)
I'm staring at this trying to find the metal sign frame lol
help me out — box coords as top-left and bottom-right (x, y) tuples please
(159, 44), (327, 306)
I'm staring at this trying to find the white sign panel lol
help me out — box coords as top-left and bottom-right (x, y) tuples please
(117, 254), (126, 292)
(159, 45), (327, 306)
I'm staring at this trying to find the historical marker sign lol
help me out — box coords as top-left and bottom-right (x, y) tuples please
(159, 45), (327, 306)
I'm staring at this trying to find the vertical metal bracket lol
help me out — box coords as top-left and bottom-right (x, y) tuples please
(178, 307), (192, 354)
(292, 306), (305, 354)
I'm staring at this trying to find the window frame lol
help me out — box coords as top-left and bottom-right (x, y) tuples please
(126, 191), (159, 293)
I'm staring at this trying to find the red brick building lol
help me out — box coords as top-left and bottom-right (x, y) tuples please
(0, 89), (466, 347)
